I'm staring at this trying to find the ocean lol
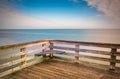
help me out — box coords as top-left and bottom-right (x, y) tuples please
(0, 29), (120, 72)
(0, 29), (120, 46)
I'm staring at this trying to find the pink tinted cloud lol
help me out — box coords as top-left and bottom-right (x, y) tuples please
(86, 0), (120, 22)
(0, 3), (58, 29)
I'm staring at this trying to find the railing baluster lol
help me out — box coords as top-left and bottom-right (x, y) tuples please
(42, 44), (47, 61)
(49, 41), (54, 58)
(42, 44), (46, 57)
(1, 40), (120, 78)
(109, 48), (117, 71)
(75, 44), (80, 63)
(20, 48), (26, 68)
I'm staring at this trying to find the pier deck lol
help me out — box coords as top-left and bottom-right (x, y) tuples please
(2, 60), (120, 79)
(0, 40), (120, 79)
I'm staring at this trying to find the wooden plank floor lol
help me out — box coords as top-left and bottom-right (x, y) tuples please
(1, 60), (120, 79)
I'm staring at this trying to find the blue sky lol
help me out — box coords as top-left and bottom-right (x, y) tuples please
(0, 0), (120, 29)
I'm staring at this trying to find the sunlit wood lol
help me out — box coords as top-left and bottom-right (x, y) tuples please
(0, 39), (120, 78)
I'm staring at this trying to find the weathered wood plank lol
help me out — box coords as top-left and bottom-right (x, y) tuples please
(53, 55), (116, 70)
(49, 42), (54, 57)
(110, 48), (117, 70)
(53, 46), (76, 51)
(0, 55), (35, 69)
(53, 46), (111, 55)
(53, 51), (120, 64)
(27, 46), (48, 54)
(0, 58), (42, 78)
(0, 58), (25, 69)
(60, 52), (120, 63)
(79, 54), (110, 62)
(53, 40), (120, 48)
(0, 52), (24, 61)
(75, 44), (80, 62)
(27, 55), (35, 61)
(46, 50), (65, 54)
(35, 50), (65, 56)
(0, 40), (49, 52)
(80, 49), (110, 55)
(0, 39), (120, 78)
(20, 48), (26, 67)
(59, 52), (110, 62)
(116, 60), (120, 63)
(2, 60), (120, 79)
(42, 44), (46, 57)
(116, 52), (120, 56)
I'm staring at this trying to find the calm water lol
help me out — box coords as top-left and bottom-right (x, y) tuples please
(0, 29), (120, 71)
(0, 29), (120, 46)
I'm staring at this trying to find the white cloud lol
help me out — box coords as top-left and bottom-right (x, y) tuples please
(1, 0), (120, 29)
(0, 5), (59, 29)
(71, 0), (120, 28)
(86, 0), (120, 22)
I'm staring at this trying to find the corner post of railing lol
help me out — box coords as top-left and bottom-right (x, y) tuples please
(42, 43), (47, 60)
(75, 44), (80, 63)
(109, 48), (117, 71)
(20, 48), (26, 68)
(49, 40), (54, 58)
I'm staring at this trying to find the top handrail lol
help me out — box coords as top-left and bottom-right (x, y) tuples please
(0, 39), (120, 52)
(0, 39), (120, 77)
(0, 40), (49, 52)
(53, 40), (120, 48)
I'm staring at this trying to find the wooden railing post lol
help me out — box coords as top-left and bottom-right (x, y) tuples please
(42, 44), (47, 61)
(49, 41), (54, 58)
(109, 48), (117, 71)
(42, 44), (46, 57)
(75, 44), (80, 63)
(20, 48), (26, 67)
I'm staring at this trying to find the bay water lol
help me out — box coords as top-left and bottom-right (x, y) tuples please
(0, 29), (120, 71)
(0, 29), (120, 46)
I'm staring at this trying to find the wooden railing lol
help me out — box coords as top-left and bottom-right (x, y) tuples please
(52, 40), (120, 71)
(0, 40), (52, 77)
(0, 39), (120, 77)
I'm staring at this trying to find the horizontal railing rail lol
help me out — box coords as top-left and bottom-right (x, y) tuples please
(51, 40), (120, 71)
(0, 40), (51, 77)
(0, 39), (120, 77)
(0, 40), (49, 52)
(53, 40), (120, 48)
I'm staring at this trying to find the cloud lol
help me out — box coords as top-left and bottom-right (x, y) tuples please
(85, 0), (120, 22)
(0, 0), (58, 29)
(71, 0), (120, 28)
(0, 8), (56, 29)
(1, 0), (120, 29)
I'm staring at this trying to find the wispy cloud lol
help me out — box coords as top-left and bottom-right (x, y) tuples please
(71, 0), (120, 28)
(85, 0), (120, 22)
(0, 0), (58, 29)
(0, 0), (120, 29)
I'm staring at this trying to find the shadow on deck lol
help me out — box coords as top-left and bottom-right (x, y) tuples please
(2, 60), (120, 79)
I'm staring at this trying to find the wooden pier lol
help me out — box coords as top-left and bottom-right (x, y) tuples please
(0, 40), (120, 79)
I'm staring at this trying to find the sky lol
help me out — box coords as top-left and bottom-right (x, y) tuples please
(0, 0), (120, 29)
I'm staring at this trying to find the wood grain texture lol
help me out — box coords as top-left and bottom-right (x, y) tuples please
(53, 40), (120, 48)
(1, 39), (120, 78)
(2, 60), (120, 79)
(0, 40), (49, 52)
